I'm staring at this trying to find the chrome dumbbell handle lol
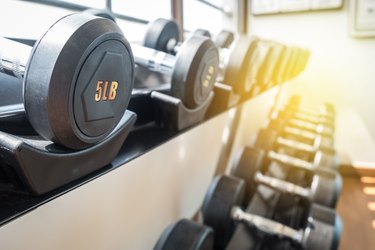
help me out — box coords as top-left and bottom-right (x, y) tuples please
(231, 206), (303, 242)
(0, 37), (32, 78)
(290, 118), (333, 135)
(294, 112), (332, 125)
(268, 150), (313, 171)
(277, 137), (315, 153)
(254, 172), (310, 198)
(131, 44), (175, 76)
(284, 126), (317, 140)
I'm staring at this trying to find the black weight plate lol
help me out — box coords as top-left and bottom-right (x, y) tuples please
(224, 37), (259, 94)
(192, 29), (211, 38)
(332, 215), (343, 250)
(143, 18), (180, 53)
(314, 167), (342, 204)
(83, 8), (116, 22)
(257, 44), (283, 88)
(215, 30), (234, 49)
(154, 219), (213, 250)
(282, 47), (299, 82)
(316, 151), (338, 168)
(231, 147), (265, 203)
(202, 175), (245, 249)
(254, 128), (279, 152)
(311, 174), (338, 207)
(309, 204), (337, 226)
(171, 36), (219, 109)
(270, 45), (289, 85)
(24, 14), (134, 149)
(303, 219), (336, 250)
(291, 48), (304, 79)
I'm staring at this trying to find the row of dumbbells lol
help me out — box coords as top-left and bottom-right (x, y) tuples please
(154, 96), (341, 250)
(0, 9), (308, 150)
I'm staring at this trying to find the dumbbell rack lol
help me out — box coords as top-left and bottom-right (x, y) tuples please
(0, 83), (280, 249)
(0, 0), (315, 249)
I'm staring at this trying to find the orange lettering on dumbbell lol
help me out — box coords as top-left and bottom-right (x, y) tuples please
(95, 80), (119, 101)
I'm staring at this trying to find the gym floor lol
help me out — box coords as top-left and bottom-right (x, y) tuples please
(337, 168), (375, 250)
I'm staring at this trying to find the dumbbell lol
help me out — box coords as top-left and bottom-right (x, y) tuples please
(256, 128), (339, 169)
(203, 175), (341, 250)
(281, 47), (300, 82)
(279, 106), (335, 128)
(142, 18), (260, 96)
(154, 219), (213, 250)
(269, 111), (335, 140)
(282, 108), (334, 128)
(267, 44), (292, 87)
(275, 110), (335, 137)
(285, 97), (335, 122)
(232, 147), (340, 208)
(291, 48), (311, 78)
(252, 41), (286, 92)
(131, 35), (219, 109)
(89, 13), (220, 109)
(268, 117), (335, 151)
(80, 14), (220, 110)
(143, 18), (234, 53)
(0, 13), (133, 149)
(191, 29), (235, 49)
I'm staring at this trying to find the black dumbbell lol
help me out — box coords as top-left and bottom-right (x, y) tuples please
(251, 41), (286, 94)
(154, 219), (213, 250)
(79, 11), (219, 109)
(280, 47), (300, 82)
(268, 117), (335, 151)
(278, 107), (335, 130)
(142, 18), (260, 96)
(269, 119), (335, 151)
(256, 128), (339, 169)
(267, 44), (292, 87)
(130, 35), (219, 109)
(80, 14), (219, 110)
(274, 110), (335, 137)
(284, 99), (335, 126)
(0, 13), (134, 149)
(189, 29), (235, 49)
(202, 175), (341, 250)
(291, 48), (311, 78)
(232, 147), (341, 208)
(143, 19), (234, 52)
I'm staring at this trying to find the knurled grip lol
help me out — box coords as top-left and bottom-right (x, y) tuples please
(0, 37), (31, 79)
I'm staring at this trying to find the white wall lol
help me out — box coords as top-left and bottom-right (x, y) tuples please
(249, 1), (375, 166)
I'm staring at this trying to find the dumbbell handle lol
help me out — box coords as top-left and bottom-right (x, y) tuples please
(0, 37), (31, 78)
(131, 44), (175, 76)
(290, 118), (333, 135)
(0, 103), (25, 116)
(277, 137), (315, 153)
(231, 206), (303, 242)
(290, 118), (320, 131)
(254, 172), (310, 198)
(294, 112), (333, 125)
(289, 106), (334, 118)
(284, 126), (319, 140)
(268, 150), (313, 171)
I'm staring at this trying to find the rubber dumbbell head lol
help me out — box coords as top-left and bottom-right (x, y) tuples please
(154, 219), (213, 250)
(203, 175), (340, 250)
(0, 14), (134, 149)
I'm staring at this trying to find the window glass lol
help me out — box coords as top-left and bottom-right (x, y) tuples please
(112, 0), (171, 22)
(63, 0), (106, 9)
(183, 0), (224, 35)
(0, 0), (71, 39)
